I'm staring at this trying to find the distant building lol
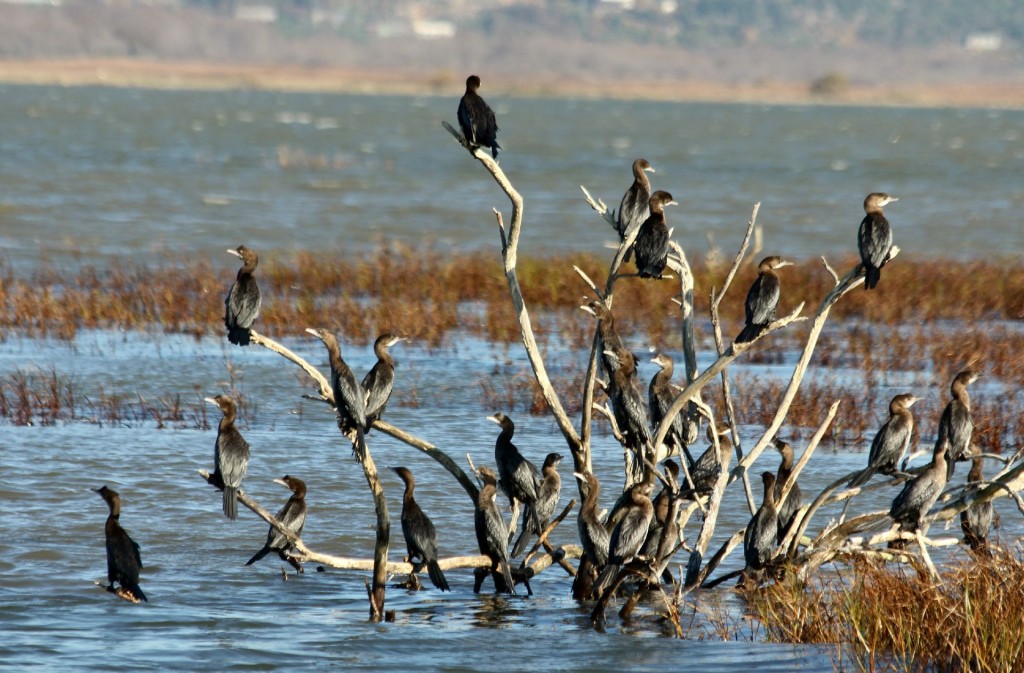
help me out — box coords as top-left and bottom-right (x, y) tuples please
(964, 32), (1002, 52)
(235, 3), (277, 23)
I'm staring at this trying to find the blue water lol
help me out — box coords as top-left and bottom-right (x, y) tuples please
(2, 84), (1022, 670)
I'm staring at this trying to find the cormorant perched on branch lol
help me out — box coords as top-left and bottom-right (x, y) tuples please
(642, 459), (680, 562)
(574, 471), (610, 568)
(604, 347), (652, 469)
(392, 467), (449, 591)
(848, 393), (918, 488)
(474, 466), (516, 594)
(681, 431), (732, 499)
(582, 300), (626, 380)
(890, 439), (948, 539)
(937, 369), (980, 479)
(649, 353), (699, 466)
(206, 394), (250, 521)
(616, 158), (654, 257)
(743, 472), (778, 573)
(512, 452), (562, 557)
(857, 192), (897, 290)
(773, 440), (802, 545)
(457, 75), (500, 159)
(488, 412), (542, 544)
(306, 328), (367, 438)
(961, 456), (993, 553)
(362, 333), (406, 429)
(95, 485), (147, 602)
(633, 190), (677, 279)
(246, 475), (307, 572)
(224, 245), (261, 346)
(593, 480), (654, 599)
(735, 256), (793, 344)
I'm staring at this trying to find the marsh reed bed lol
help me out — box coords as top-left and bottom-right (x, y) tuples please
(1, 248), (1020, 445)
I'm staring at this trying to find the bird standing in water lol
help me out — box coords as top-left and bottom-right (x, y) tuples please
(735, 256), (794, 344)
(474, 466), (516, 594)
(362, 333), (406, 429)
(857, 192), (897, 290)
(633, 191), (678, 279)
(392, 467), (449, 591)
(306, 328), (367, 439)
(206, 394), (250, 521)
(224, 245), (261, 346)
(246, 475), (307, 572)
(95, 485), (147, 602)
(848, 393), (918, 488)
(616, 158), (655, 257)
(937, 368), (980, 479)
(457, 75), (500, 159)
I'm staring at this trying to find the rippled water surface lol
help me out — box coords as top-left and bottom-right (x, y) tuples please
(1, 85), (1022, 670)
(1, 84), (1022, 271)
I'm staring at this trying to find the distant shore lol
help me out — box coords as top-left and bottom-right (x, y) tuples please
(3, 58), (1024, 109)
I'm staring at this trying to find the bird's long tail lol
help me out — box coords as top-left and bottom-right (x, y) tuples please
(246, 546), (270, 566)
(227, 326), (251, 346)
(593, 563), (621, 599)
(735, 323), (763, 344)
(124, 581), (148, 602)
(864, 265), (881, 290)
(426, 559), (450, 592)
(497, 559), (516, 595)
(847, 465), (877, 489)
(223, 486), (238, 521)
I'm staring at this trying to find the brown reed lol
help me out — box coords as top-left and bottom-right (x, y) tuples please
(745, 552), (1024, 672)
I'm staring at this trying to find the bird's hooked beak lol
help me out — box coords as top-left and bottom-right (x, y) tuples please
(203, 397), (219, 406)
(884, 196), (899, 205)
(573, 471), (588, 482)
(666, 200), (679, 207)
(273, 478), (290, 488)
(646, 166), (656, 174)
(776, 260), (795, 269)
(304, 328), (321, 338)
(226, 248), (243, 258)
(486, 414), (501, 426)
(907, 396), (920, 407)
(390, 335), (408, 347)
(579, 304), (597, 316)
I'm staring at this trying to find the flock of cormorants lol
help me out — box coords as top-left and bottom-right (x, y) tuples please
(94, 75), (992, 605)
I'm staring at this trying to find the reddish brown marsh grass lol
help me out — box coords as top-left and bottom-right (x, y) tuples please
(745, 553), (1024, 672)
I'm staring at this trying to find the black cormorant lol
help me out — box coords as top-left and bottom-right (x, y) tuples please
(457, 75), (500, 159)
(306, 328), (367, 437)
(773, 439), (802, 545)
(392, 466), (449, 591)
(574, 471), (610, 568)
(246, 475), (307, 572)
(362, 333), (406, 429)
(513, 452), (563, 557)
(206, 394), (251, 521)
(583, 300), (627, 383)
(594, 481), (654, 598)
(603, 347), (652, 469)
(617, 158), (655, 259)
(744, 472), (778, 573)
(95, 485), (147, 602)
(848, 393), (918, 488)
(224, 245), (261, 346)
(488, 412), (542, 545)
(857, 192), (897, 290)
(938, 369), (980, 479)
(960, 456), (993, 553)
(890, 439), (949, 537)
(633, 190), (677, 279)
(735, 256), (793, 344)
(474, 466), (516, 594)
(642, 459), (680, 562)
(649, 353), (699, 466)
(681, 431), (733, 499)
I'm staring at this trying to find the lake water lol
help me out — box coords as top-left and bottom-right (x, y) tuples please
(1, 84), (1022, 670)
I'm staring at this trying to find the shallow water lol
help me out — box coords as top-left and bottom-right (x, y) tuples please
(2, 83), (1022, 669)
(0, 329), (1019, 670)
(1, 85), (1022, 274)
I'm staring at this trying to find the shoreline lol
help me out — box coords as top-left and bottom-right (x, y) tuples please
(3, 58), (1024, 109)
